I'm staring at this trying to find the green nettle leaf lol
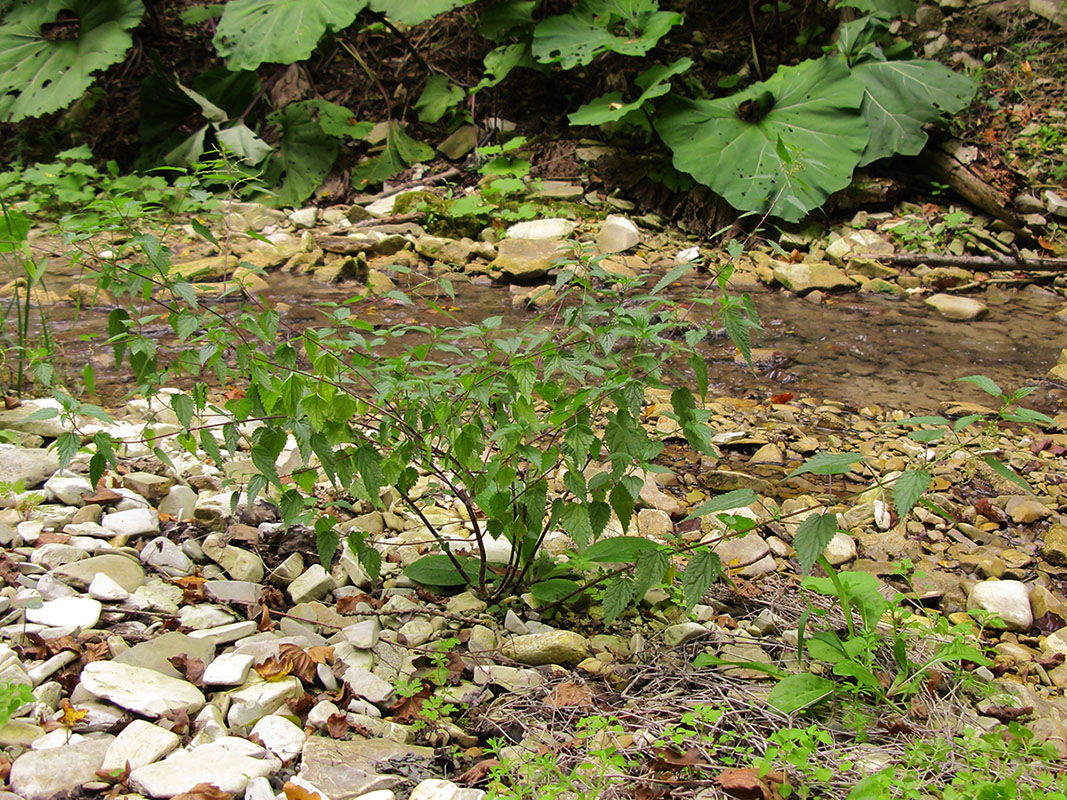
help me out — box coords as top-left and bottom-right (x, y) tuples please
(954, 374), (1002, 398)
(214, 0), (369, 71)
(602, 578), (634, 625)
(609, 481), (636, 535)
(686, 488), (759, 520)
(793, 512), (839, 574)
(584, 535), (658, 563)
(250, 425), (287, 485)
(982, 455), (1032, 493)
(170, 393), (194, 430)
(261, 100), (339, 206)
(569, 57), (693, 126)
(0, 0), (144, 123)
(200, 429), (224, 468)
(786, 452), (865, 479)
(55, 431), (81, 469)
(530, 578), (582, 603)
(682, 548), (721, 610)
(316, 522), (340, 569)
(767, 673), (836, 714)
(655, 57), (868, 222)
(850, 57), (976, 166)
(414, 75), (464, 124)
(893, 468), (931, 520)
(533, 0), (682, 70)
(633, 547), (670, 598)
(561, 503), (593, 551)
(368, 0), (476, 25)
(351, 122), (434, 190)
(403, 554), (476, 587)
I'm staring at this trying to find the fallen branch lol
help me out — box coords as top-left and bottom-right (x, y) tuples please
(857, 252), (1067, 272)
(917, 144), (1027, 232)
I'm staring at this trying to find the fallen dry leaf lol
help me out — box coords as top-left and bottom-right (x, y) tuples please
(307, 645), (334, 665)
(984, 705), (1032, 722)
(169, 654), (206, 686)
(173, 576), (207, 604)
(283, 781), (325, 800)
(58, 698), (88, 728)
(714, 767), (786, 800)
(908, 696), (929, 720)
(648, 746), (703, 773)
(158, 708), (190, 735)
(36, 532), (71, 545)
(453, 758), (501, 786)
(172, 782), (233, 800)
(543, 681), (594, 710)
(388, 683), (433, 723)
(325, 713), (349, 739)
(278, 643), (318, 683)
(0, 755), (11, 782)
(81, 486), (122, 505)
(95, 760), (131, 785)
(254, 655), (294, 682)
(285, 692), (315, 717)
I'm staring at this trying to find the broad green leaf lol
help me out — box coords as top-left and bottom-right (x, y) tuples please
(648, 252), (696, 295)
(478, 0), (537, 40)
(1002, 408), (1057, 427)
(907, 429), (944, 443)
(793, 512), (838, 574)
(633, 547), (670, 598)
(851, 58), (975, 166)
(893, 468), (930, 519)
(767, 673), (835, 714)
(609, 481), (636, 535)
(561, 503), (593, 551)
(982, 455), (1031, 492)
(655, 57), (868, 222)
(786, 452), (864, 479)
(315, 519), (339, 569)
(844, 770), (896, 800)
(414, 75), (464, 124)
(0, 208), (30, 251)
(569, 58), (693, 126)
(403, 554), (476, 586)
(953, 413), (986, 431)
(892, 415), (950, 426)
(530, 578), (582, 603)
(200, 429), (224, 468)
(351, 122), (433, 190)
(216, 123), (273, 165)
(685, 488), (758, 520)
(473, 43), (539, 92)
(170, 393), (194, 430)
(838, 0), (916, 14)
(180, 4), (224, 23)
(682, 548), (721, 609)
(368, 0), (475, 25)
(0, 0), (143, 122)
(602, 577), (633, 625)
(304, 99), (373, 139)
(250, 425), (286, 485)
(584, 535), (657, 563)
(532, 0), (682, 69)
(954, 374), (1002, 397)
(214, 0), (369, 71)
(261, 100), (339, 206)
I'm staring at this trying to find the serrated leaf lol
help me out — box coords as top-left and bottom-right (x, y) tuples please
(200, 429), (224, 467)
(767, 673), (836, 714)
(655, 56), (868, 222)
(354, 445), (382, 505)
(250, 425), (286, 485)
(530, 578), (582, 603)
(403, 554), (476, 587)
(686, 488), (758, 520)
(170, 393), (194, 430)
(54, 431), (80, 469)
(316, 523), (339, 569)
(0, 0), (144, 123)
(561, 502), (593, 551)
(214, 0), (369, 71)
(982, 455), (1031, 492)
(893, 468), (930, 520)
(602, 577), (633, 625)
(786, 452), (864, 479)
(609, 481), (635, 535)
(793, 512), (838, 574)
(682, 548), (721, 609)
(953, 374), (1002, 397)
(584, 535), (658, 563)
(633, 547), (670, 598)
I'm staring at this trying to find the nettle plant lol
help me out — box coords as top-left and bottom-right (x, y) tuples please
(0, 0), (974, 220)
(48, 204), (759, 620)
(696, 376), (1054, 716)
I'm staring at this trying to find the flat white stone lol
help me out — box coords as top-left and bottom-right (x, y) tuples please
(10, 737), (113, 800)
(44, 471), (93, 506)
(596, 214), (640, 254)
(201, 652), (255, 686)
(505, 218), (576, 240)
(250, 714), (307, 761)
(129, 741), (280, 798)
(89, 573), (130, 602)
(288, 564), (336, 604)
(226, 676), (304, 729)
(188, 619), (258, 646)
(102, 507), (159, 537)
(101, 719), (180, 772)
(409, 778), (485, 800)
(341, 666), (395, 705)
(31, 729), (86, 749)
(179, 604), (236, 630)
(26, 595), (102, 629)
(80, 661), (205, 717)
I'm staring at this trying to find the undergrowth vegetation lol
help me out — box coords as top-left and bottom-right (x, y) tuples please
(0, 0), (976, 222)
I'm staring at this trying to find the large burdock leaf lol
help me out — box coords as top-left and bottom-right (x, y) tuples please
(655, 57), (868, 222)
(368, 0), (476, 26)
(533, 0), (682, 70)
(214, 0), (369, 71)
(0, 0), (144, 122)
(851, 58), (975, 165)
(569, 57), (692, 126)
(261, 101), (339, 206)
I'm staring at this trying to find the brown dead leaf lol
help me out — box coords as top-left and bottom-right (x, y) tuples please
(173, 576), (207, 604)
(880, 717), (913, 734)
(325, 713), (350, 739)
(172, 783), (233, 800)
(925, 670), (944, 693)
(0, 552), (19, 585)
(283, 782), (326, 800)
(82, 486), (122, 505)
(306, 645), (334, 665)
(82, 639), (111, 663)
(715, 767), (786, 800)
(96, 760), (131, 785)
(257, 603), (276, 632)
(285, 692), (315, 717)
(0, 755), (11, 782)
(37, 532), (71, 545)
(158, 708), (190, 735)
(255, 655), (294, 682)
(1037, 651), (1066, 670)
(542, 682), (594, 710)
(648, 746), (703, 773)
(908, 695), (929, 720)
(4, 394), (21, 409)
(169, 654), (206, 686)
(279, 643), (318, 683)
(336, 594), (373, 615)
(984, 705), (1032, 722)
(453, 758), (501, 786)
(388, 683), (432, 723)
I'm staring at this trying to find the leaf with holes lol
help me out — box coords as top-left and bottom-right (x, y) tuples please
(261, 100), (339, 206)
(532, 0), (682, 70)
(368, 0), (476, 25)
(656, 56), (868, 222)
(850, 57), (975, 166)
(351, 122), (433, 190)
(0, 0), (144, 122)
(569, 57), (693, 126)
(214, 0), (369, 71)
